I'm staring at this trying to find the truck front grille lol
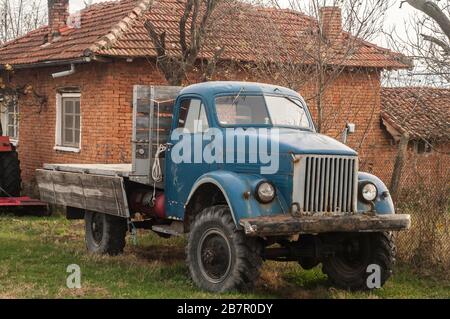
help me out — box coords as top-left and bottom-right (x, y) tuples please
(293, 155), (358, 215)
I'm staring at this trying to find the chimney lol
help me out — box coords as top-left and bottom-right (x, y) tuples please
(319, 6), (342, 41)
(48, 0), (69, 41)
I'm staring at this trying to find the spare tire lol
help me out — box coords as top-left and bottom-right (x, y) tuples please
(0, 149), (21, 197)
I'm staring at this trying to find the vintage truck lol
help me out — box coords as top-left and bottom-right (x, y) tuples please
(36, 81), (410, 292)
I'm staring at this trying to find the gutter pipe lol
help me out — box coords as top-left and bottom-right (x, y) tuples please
(52, 63), (76, 78)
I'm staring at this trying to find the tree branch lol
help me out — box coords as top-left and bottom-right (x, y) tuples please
(179, 0), (193, 55)
(421, 33), (450, 55)
(405, 0), (450, 41)
(144, 20), (166, 58)
(202, 45), (225, 81)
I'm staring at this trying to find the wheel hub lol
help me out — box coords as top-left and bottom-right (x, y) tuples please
(198, 228), (232, 283)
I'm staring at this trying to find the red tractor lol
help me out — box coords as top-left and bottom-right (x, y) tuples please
(0, 123), (21, 197)
(0, 122), (47, 213)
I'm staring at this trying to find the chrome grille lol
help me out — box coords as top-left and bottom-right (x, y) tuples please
(293, 155), (358, 215)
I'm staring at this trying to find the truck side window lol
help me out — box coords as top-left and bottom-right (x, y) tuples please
(178, 99), (209, 133)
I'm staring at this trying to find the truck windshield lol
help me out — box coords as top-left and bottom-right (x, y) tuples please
(215, 95), (311, 129)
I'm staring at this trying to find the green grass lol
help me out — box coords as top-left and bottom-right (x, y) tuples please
(0, 214), (448, 299)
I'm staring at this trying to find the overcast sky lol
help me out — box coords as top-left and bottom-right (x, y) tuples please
(69, 0), (417, 48)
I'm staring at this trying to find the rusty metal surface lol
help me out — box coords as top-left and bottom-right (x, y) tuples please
(240, 213), (411, 237)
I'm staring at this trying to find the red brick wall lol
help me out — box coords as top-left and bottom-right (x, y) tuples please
(8, 59), (166, 194)
(4, 58), (448, 195)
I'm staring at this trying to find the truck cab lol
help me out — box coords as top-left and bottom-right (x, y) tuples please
(36, 81), (410, 292)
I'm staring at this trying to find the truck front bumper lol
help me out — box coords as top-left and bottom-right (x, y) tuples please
(239, 213), (411, 237)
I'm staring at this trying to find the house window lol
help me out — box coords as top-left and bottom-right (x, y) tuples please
(1, 99), (19, 142)
(55, 93), (81, 152)
(413, 140), (432, 154)
(6, 102), (19, 140)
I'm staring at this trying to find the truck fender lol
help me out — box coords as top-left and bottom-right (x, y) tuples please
(185, 170), (289, 227)
(358, 172), (395, 215)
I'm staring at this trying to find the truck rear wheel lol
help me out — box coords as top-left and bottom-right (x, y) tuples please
(0, 149), (21, 197)
(84, 211), (127, 255)
(322, 232), (395, 290)
(186, 205), (263, 292)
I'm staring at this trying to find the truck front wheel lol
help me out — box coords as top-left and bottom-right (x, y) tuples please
(84, 211), (127, 255)
(322, 232), (395, 290)
(186, 205), (263, 292)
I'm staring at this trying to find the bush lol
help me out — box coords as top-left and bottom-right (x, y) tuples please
(394, 168), (449, 276)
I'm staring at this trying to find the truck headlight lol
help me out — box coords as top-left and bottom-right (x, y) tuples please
(255, 181), (276, 203)
(360, 182), (377, 202)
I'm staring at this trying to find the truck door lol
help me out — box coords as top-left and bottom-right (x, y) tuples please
(165, 97), (213, 219)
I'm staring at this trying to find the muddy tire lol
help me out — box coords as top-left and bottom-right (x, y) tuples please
(84, 211), (127, 255)
(322, 232), (395, 290)
(186, 205), (263, 292)
(0, 149), (21, 197)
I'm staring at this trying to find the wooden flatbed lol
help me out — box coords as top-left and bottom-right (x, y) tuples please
(36, 164), (133, 218)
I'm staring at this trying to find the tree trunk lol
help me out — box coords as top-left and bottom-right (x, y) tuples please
(390, 132), (410, 203)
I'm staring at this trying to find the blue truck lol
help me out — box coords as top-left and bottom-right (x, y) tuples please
(36, 81), (410, 292)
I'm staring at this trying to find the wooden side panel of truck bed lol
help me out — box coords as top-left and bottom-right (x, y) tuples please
(36, 169), (130, 217)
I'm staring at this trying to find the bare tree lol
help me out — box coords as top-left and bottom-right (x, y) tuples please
(0, 0), (46, 44)
(249, 0), (392, 136)
(144, 0), (231, 85)
(385, 0), (450, 85)
(403, 0), (450, 40)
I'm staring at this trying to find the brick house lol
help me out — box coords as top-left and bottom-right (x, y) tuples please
(0, 0), (410, 195)
(377, 87), (450, 186)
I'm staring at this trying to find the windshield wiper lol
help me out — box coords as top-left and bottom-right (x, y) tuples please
(283, 95), (304, 108)
(279, 95), (312, 131)
(232, 87), (245, 106)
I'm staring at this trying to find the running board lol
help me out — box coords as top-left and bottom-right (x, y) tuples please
(151, 222), (184, 236)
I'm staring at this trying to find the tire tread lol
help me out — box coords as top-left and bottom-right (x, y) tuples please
(186, 205), (262, 292)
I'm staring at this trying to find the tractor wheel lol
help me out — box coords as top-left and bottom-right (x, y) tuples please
(322, 232), (396, 290)
(186, 205), (263, 293)
(84, 211), (127, 255)
(0, 149), (21, 197)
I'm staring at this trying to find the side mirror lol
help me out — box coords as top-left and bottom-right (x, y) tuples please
(341, 123), (355, 144)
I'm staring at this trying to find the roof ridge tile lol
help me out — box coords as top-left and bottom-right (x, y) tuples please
(84, 0), (153, 56)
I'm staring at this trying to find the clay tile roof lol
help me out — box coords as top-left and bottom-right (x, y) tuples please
(0, 0), (411, 69)
(381, 87), (450, 142)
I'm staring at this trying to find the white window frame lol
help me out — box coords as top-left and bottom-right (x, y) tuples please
(54, 92), (81, 153)
(0, 99), (19, 145)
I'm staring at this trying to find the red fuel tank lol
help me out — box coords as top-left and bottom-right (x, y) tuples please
(153, 193), (165, 219)
(130, 190), (165, 219)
